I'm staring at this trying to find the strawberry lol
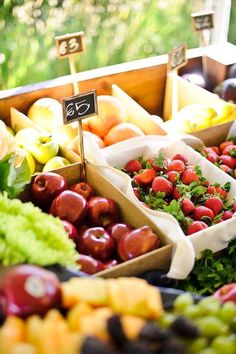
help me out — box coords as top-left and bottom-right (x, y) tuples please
(172, 154), (188, 164)
(207, 185), (227, 198)
(210, 146), (220, 155)
(202, 147), (218, 156)
(207, 186), (216, 195)
(167, 171), (180, 184)
(222, 144), (236, 156)
(132, 174), (143, 186)
(222, 210), (233, 220)
(133, 188), (140, 199)
(125, 159), (142, 173)
(181, 198), (195, 216)
(173, 186), (182, 199)
(167, 160), (185, 173)
(140, 202), (151, 209)
(204, 197), (223, 216)
(220, 164), (232, 173)
(187, 221), (208, 235)
(220, 140), (233, 153)
(219, 155), (236, 169)
(233, 201), (236, 212)
(137, 168), (156, 184)
(206, 153), (218, 164)
(181, 168), (199, 185)
(152, 176), (173, 196)
(193, 206), (214, 221)
(148, 156), (169, 172)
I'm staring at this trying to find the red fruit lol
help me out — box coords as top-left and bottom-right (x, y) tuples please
(0, 265), (61, 318)
(70, 182), (94, 200)
(167, 171), (180, 184)
(78, 254), (105, 275)
(137, 168), (156, 184)
(167, 160), (185, 173)
(133, 187), (140, 199)
(103, 259), (119, 269)
(202, 147), (218, 156)
(193, 206), (214, 221)
(152, 176), (173, 196)
(49, 190), (88, 225)
(222, 210), (233, 220)
(207, 186), (227, 198)
(219, 155), (236, 169)
(124, 160), (142, 173)
(206, 153), (218, 164)
(61, 219), (79, 241)
(204, 197), (223, 216)
(233, 201), (236, 212)
(213, 283), (236, 304)
(106, 223), (134, 244)
(172, 154), (188, 164)
(181, 198), (195, 216)
(187, 221), (208, 235)
(173, 186), (182, 199)
(31, 172), (68, 208)
(181, 169), (199, 184)
(78, 227), (115, 261)
(87, 196), (120, 228)
(117, 226), (160, 261)
(222, 144), (236, 156)
(210, 146), (220, 155)
(132, 174), (143, 186)
(148, 157), (169, 172)
(220, 141), (233, 153)
(220, 164), (231, 173)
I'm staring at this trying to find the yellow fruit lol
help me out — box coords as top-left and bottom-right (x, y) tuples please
(67, 303), (93, 331)
(6, 126), (15, 136)
(52, 124), (77, 146)
(0, 316), (26, 354)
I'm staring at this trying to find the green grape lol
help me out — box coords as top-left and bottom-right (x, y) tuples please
(196, 316), (228, 338)
(174, 293), (194, 313)
(230, 316), (236, 331)
(188, 337), (208, 353)
(158, 313), (176, 328)
(198, 297), (221, 316)
(219, 302), (236, 323)
(184, 304), (204, 319)
(212, 334), (236, 354)
(198, 348), (218, 354)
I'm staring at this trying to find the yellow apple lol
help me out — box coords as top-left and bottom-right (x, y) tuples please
(52, 124), (77, 146)
(43, 156), (71, 172)
(28, 98), (63, 132)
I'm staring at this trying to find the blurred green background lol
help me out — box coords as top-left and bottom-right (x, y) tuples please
(0, 0), (235, 90)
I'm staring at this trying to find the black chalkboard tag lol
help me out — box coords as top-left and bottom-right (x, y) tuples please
(191, 11), (214, 32)
(168, 44), (187, 72)
(55, 31), (86, 59)
(62, 90), (97, 125)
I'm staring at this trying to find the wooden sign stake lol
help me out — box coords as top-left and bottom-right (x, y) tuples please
(55, 32), (87, 179)
(168, 44), (188, 119)
(191, 11), (214, 84)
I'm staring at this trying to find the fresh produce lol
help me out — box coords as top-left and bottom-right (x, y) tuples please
(181, 72), (206, 88)
(214, 78), (236, 103)
(103, 121), (144, 145)
(0, 265), (61, 317)
(122, 153), (233, 236)
(228, 64), (236, 79)
(177, 238), (236, 295)
(198, 137), (236, 179)
(213, 283), (236, 304)
(42, 156), (71, 172)
(0, 193), (78, 267)
(29, 172), (161, 274)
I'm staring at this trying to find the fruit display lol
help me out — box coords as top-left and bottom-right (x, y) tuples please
(1, 266), (236, 354)
(121, 152), (235, 236)
(30, 171), (162, 275)
(197, 137), (236, 179)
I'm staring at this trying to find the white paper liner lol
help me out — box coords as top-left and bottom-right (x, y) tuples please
(84, 132), (236, 279)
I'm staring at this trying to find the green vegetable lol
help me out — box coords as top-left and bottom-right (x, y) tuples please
(0, 154), (31, 198)
(178, 239), (236, 295)
(0, 193), (78, 267)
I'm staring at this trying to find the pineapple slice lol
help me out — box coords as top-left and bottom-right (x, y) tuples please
(0, 317), (26, 354)
(67, 302), (93, 331)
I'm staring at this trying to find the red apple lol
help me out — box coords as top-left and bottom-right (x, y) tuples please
(87, 196), (120, 227)
(0, 265), (61, 318)
(106, 223), (134, 243)
(117, 226), (160, 261)
(49, 190), (88, 225)
(61, 219), (79, 241)
(70, 182), (94, 200)
(78, 254), (105, 275)
(103, 259), (120, 269)
(78, 227), (115, 261)
(31, 172), (68, 207)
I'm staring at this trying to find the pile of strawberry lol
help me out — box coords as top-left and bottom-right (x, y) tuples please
(122, 153), (236, 235)
(198, 136), (236, 179)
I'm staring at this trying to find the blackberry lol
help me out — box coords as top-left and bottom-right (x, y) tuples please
(107, 315), (128, 349)
(139, 322), (170, 342)
(158, 337), (188, 354)
(170, 316), (200, 338)
(81, 336), (111, 354)
(124, 340), (153, 354)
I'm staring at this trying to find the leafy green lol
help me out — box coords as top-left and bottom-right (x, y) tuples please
(0, 193), (78, 268)
(162, 200), (185, 223)
(177, 239), (236, 295)
(154, 153), (165, 168)
(0, 154), (31, 198)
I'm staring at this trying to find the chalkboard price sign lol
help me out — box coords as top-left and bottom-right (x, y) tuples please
(168, 44), (187, 71)
(62, 90), (97, 124)
(55, 32), (86, 59)
(191, 11), (214, 32)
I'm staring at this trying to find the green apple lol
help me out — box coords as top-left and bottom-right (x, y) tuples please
(15, 128), (39, 150)
(28, 134), (59, 165)
(43, 156), (71, 172)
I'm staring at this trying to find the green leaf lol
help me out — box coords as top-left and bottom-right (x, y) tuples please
(154, 153), (165, 168)
(229, 149), (236, 157)
(223, 182), (231, 192)
(191, 185), (207, 196)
